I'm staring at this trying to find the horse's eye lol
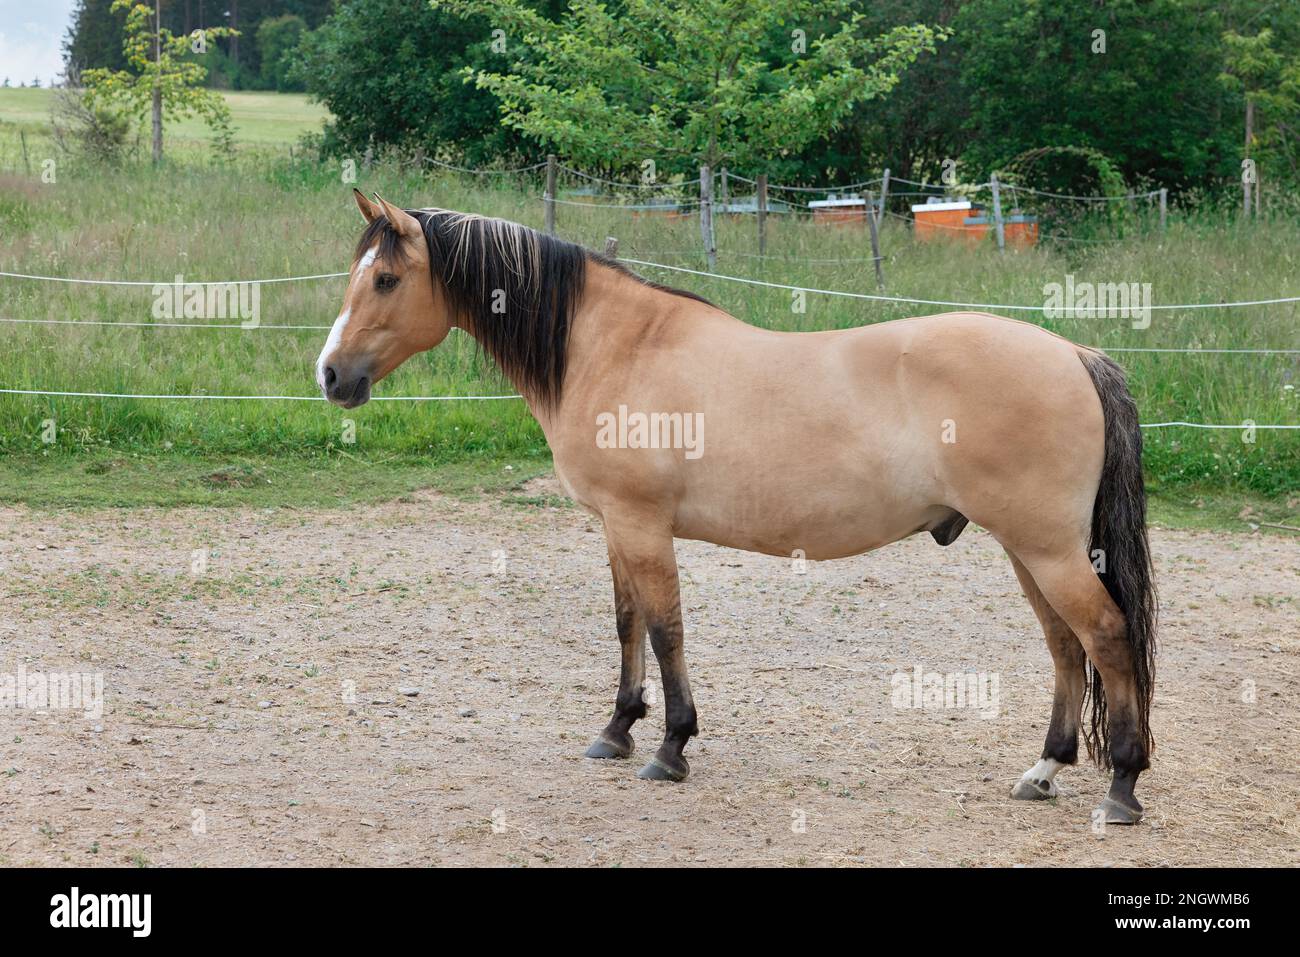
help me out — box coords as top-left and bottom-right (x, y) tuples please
(375, 272), (400, 292)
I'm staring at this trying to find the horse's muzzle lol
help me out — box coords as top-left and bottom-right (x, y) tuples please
(322, 365), (371, 409)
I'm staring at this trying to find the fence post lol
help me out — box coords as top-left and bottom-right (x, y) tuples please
(20, 130), (31, 176)
(990, 173), (1006, 252)
(700, 164), (716, 271)
(866, 190), (885, 291)
(879, 167), (891, 220)
(1159, 188), (1167, 231)
(720, 167), (729, 210)
(757, 174), (768, 256)
(544, 154), (557, 236)
(604, 236), (619, 259)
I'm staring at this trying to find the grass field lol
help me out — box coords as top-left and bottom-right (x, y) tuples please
(0, 92), (1296, 522)
(0, 87), (328, 151)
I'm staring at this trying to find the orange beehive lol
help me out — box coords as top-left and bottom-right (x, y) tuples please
(911, 200), (975, 241)
(1004, 215), (1039, 247)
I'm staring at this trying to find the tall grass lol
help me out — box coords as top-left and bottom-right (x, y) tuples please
(0, 124), (1296, 494)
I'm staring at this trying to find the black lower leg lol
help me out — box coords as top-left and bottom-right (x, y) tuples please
(638, 619), (697, 781)
(1106, 712), (1148, 803)
(1099, 709), (1148, 823)
(586, 575), (646, 760)
(1041, 692), (1080, 765)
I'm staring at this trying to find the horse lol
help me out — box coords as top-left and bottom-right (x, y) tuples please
(316, 189), (1157, 825)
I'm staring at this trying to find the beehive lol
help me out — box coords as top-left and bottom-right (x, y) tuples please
(809, 197), (869, 226)
(911, 200), (974, 240)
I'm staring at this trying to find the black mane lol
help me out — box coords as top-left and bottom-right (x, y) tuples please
(355, 209), (711, 407)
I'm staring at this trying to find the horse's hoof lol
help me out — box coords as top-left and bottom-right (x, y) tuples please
(1096, 796), (1143, 825)
(636, 755), (688, 782)
(1011, 776), (1058, 800)
(585, 733), (633, 760)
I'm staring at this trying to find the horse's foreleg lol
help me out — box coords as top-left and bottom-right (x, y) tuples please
(585, 545), (647, 760)
(638, 602), (698, 782)
(602, 519), (697, 782)
(1007, 551), (1087, 801)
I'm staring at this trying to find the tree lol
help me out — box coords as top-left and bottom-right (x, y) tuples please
(296, 0), (557, 164)
(955, 0), (1234, 190)
(439, 0), (943, 178)
(64, 2), (337, 90)
(82, 1), (238, 163)
(257, 14), (308, 91)
(64, 0), (130, 74)
(1220, 27), (1300, 194)
(816, 0), (966, 187)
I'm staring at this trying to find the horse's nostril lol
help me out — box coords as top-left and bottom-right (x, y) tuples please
(324, 365), (338, 389)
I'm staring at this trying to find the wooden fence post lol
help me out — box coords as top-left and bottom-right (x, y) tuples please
(879, 167), (891, 220)
(604, 236), (619, 259)
(1159, 188), (1168, 231)
(720, 167), (729, 210)
(990, 173), (1006, 252)
(544, 154), (557, 236)
(700, 164), (716, 271)
(757, 174), (768, 256)
(1243, 161), (1252, 220)
(866, 189), (885, 291)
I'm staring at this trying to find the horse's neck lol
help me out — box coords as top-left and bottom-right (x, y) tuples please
(571, 263), (685, 367)
(467, 259), (728, 422)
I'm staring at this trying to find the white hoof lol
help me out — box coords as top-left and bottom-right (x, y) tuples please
(1010, 758), (1065, 801)
(1011, 776), (1058, 800)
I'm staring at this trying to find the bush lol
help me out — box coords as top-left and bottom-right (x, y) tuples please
(49, 72), (132, 164)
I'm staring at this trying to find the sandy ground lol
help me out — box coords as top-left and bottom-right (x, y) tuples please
(1, 479), (1296, 867)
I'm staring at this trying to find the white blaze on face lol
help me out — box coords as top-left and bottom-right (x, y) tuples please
(316, 244), (379, 391)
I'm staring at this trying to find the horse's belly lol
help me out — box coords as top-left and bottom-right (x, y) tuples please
(672, 481), (942, 560)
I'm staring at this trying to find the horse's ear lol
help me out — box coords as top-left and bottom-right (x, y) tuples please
(373, 193), (422, 240)
(353, 188), (380, 224)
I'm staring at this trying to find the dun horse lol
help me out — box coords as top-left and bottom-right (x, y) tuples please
(316, 191), (1157, 825)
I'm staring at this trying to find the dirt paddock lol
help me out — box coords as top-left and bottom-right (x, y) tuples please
(1, 478), (1296, 867)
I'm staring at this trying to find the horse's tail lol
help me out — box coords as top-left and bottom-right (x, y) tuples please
(1078, 350), (1157, 768)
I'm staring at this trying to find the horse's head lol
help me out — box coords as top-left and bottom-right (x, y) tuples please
(316, 190), (452, 408)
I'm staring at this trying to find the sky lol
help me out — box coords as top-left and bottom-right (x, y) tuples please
(0, 0), (77, 86)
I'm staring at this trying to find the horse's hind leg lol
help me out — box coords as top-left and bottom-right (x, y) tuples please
(1006, 551), (1086, 801)
(584, 543), (647, 760)
(1013, 549), (1149, 824)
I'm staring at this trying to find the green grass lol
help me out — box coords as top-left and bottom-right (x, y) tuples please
(0, 87), (328, 150)
(0, 91), (1295, 506)
(0, 451), (550, 509)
